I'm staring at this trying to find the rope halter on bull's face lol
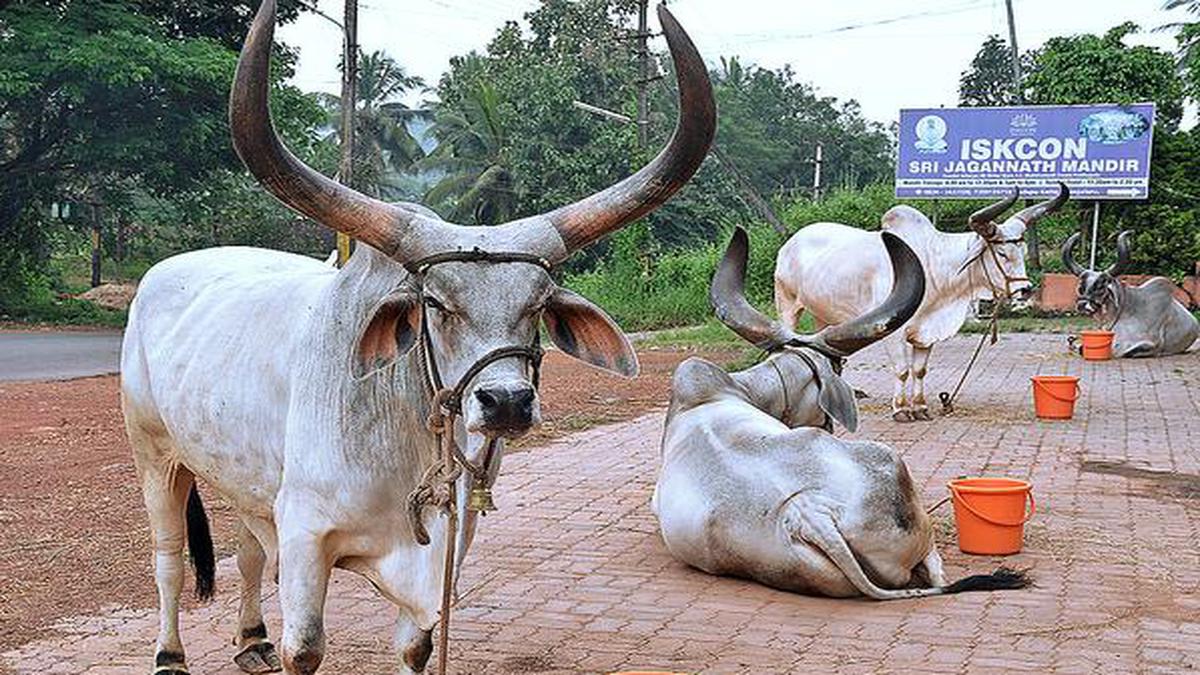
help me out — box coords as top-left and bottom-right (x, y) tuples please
(406, 250), (552, 538)
(1062, 229), (1132, 330)
(959, 183), (1070, 303)
(709, 227), (927, 434)
(231, 2), (714, 672)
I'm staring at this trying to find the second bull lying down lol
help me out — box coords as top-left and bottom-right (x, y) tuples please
(1063, 231), (1199, 357)
(653, 228), (1029, 598)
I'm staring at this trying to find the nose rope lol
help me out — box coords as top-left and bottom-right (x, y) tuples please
(398, 250), (550, 675)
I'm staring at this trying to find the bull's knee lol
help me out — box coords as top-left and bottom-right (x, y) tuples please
(282, 629), (324, 674)
(402, 629), (433, 672)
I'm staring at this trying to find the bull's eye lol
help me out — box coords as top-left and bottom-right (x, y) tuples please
(423, 296), (448, 313)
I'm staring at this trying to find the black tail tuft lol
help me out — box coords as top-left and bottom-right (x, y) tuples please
(942, 567), (1031, 594)
(186, 484), (216, 601)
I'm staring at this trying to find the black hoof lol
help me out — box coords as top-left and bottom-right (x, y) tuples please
(154, 650), (189, 674)
(235, 641), (283, 674)
(892, 409), (914, 422)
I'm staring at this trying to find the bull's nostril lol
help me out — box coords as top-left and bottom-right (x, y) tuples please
(513, 388), (535, 410)
(475, 389), (499, 408)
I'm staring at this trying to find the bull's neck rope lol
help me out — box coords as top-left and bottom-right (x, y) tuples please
(401, 249), (550, 675)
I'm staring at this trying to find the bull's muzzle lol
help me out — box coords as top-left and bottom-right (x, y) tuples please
(468, 382), (540, 437)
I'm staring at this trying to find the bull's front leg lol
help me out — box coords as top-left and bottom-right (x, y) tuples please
(909, 345), (934, 421)
(276, 523), (332, 675)
(395, 610), (435, 674)
(884, 337), (915, 422)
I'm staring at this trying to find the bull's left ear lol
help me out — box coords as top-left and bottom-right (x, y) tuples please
(543, 287), (639, 377)
(811, 357), (858, 432)
(353, 291), (422, 378)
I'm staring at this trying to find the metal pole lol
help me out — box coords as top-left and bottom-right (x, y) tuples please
(1004, 0), (1023, 104)
(336, 0), (358, 266)
(812, 143), (823, 200)
(635, 0), (649, 148)
(1089, 201), (1100, 269)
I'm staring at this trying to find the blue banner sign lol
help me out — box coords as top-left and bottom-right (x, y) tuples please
(895, 103), (1155, 200)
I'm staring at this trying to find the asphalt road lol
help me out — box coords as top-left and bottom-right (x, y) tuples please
(0, 330), (123, 382)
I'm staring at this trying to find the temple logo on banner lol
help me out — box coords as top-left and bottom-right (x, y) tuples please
(895, 103), (1155, 200)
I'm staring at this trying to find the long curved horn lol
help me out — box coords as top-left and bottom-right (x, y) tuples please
(1061, 232), (1086, 276)
(1014, 182), (1069, 224)
(542, 4), (716, 254)
(1105, 230), (1133, 276)
(808, 232), (926, 357)
(710, 228), (794, 351)
(231, 0), (421, 256)
(968, 187), (1019, 239)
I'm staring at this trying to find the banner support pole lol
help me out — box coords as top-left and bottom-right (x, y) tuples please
(1089, 201), (1101, 269)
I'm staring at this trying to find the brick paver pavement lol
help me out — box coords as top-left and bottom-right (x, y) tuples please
(4, 333), (1199, 674)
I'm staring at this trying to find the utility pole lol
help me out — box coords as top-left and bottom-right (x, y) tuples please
(1003, 0), (1044, 270)
(635, 0), (650, 148)
(1004, 0), (1023, 105)
(336, 0), (358, 266)
(89, 202), (102, 288)
(633, 0), (652, 147)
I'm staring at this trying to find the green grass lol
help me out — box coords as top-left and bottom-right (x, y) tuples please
(0, 296), (127, 328)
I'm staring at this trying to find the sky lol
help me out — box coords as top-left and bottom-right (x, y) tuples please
(279, 0), (1198, 128)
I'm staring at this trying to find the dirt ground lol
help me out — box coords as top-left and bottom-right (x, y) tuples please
(0, 346), (735, 653)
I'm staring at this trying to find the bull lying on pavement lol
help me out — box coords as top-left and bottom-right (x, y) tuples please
(120, 1), (715, 673)
(653, 228), (1030, 599)
(1063, 231), (1199, 358)
(774, 185), (1069, 421)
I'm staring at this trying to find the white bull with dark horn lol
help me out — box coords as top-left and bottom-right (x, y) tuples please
(120, 1), (715, 673)
(653, 228), (1029, 599)
(1063, 231), (1199, 357)
(773, 184), (1069, 421)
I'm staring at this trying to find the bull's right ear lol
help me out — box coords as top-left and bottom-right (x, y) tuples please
(354, 291), (422, 377)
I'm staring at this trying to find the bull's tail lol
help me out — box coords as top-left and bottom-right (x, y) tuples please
(939, 567), (1030, 594)
(802, 513), (1030, 600)
(186, 484), (216, 601)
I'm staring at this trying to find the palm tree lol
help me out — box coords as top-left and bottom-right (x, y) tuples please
(419, 80), (516, 226)
(1162, 1), (1200, 72)
(320, 50), (427, 199)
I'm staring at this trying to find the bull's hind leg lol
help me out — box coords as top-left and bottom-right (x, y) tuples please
(132, 440), (197, 675)
(774, 275), (804, 331)
(234, 522), (283, 673)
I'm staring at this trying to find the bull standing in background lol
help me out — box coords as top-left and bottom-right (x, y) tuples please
(120, 1), (715, 673)
(1063, 231), (1199, 357)
(653, 228), (1029, 598)
(774, 184), (1069, 422)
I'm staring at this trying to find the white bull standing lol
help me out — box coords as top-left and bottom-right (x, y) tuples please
(773, 185), (1069, 421)
(654, 228), (1029, 598)
(1063, 230), (1199, 357)
(120, 1), (716, 673)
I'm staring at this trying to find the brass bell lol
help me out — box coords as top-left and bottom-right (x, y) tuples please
(467, 486), (495, 513)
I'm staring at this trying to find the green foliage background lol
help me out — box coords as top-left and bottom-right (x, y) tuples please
(2, 1), (1199, 328)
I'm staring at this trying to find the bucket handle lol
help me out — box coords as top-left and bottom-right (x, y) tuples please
(1034, 379), (1079, 404)
(949, 486), (1036, 527)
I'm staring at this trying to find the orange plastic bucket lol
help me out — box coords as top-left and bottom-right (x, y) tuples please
(1079, 330), (1114, 360)
(948, 477), (1035, 555)
(1031, 375), (1079, 419)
